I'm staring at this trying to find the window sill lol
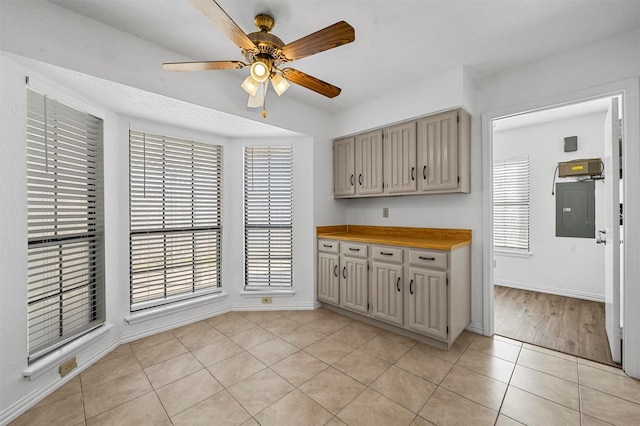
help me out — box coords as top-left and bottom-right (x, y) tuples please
(240, 289), (296, 298)
(23, 323), (113, 380)
(494, 249), (533, 258)
(125, 292), (228, 325)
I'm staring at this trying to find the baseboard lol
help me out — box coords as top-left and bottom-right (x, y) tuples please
(465, 321), (484, 335)
(495, 279), (605, 303)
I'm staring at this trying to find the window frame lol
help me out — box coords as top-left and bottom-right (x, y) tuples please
(25, 88), (105, 363)
(128, 130), (223, 312)
(243, 145), (294, 290)
(493, 154), (531, 253)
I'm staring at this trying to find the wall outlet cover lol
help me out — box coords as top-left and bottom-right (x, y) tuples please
(383, 208), (389, 218)
(262, 297), (272, 304)
(59, 357), (77, 377)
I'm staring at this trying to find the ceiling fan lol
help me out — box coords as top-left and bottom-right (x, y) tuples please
(163, 0), (355, 117)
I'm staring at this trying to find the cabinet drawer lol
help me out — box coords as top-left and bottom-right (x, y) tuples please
(372, 245), (403, 263)
(318, 240), (339, 254)
(409, 249), (447, 269)
(341, 242), (368, 258)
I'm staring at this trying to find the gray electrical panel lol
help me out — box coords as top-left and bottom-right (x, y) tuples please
(555, 181), (595, 238)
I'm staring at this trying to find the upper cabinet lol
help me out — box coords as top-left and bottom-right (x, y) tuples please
(355, 130), (384, 196)
(384, 121), (417, 194)
(334, 108), (470, 198)
(333, 137), (355, 197)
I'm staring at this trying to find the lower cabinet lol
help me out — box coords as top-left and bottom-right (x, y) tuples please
(371, 245), (404, 326)
(407, 266), (447, 339)
(340, 242), (369, 315)
(317, 237), (470, 349)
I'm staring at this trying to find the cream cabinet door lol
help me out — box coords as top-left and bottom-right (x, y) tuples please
(407, 266), (447, 339)
(384, 121), (417, 194)
(334, 137), (355, 197)
(371, 261), (404, 326)
(355, 130), (384, 195)
(340, 257), (369, 314)
(417, 110), (458, 192)
(318, 252), (340, 305)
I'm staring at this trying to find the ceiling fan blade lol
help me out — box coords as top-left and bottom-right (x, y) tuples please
(187, 0), (257, 52)
(281, 68), (341, 98)
(163, 61), (246, 71)
(281, 21), (355, 61)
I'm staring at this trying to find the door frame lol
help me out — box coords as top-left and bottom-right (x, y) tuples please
(481, 78), (640, 377)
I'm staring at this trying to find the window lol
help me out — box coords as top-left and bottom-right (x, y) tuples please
(493, 155), (530, 251)
(129, 131), (222, 311)
(244, 146), (293, 288)
(26, 89), (105, 362)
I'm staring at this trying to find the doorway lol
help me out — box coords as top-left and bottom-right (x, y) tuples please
(489, 96), (623, 366)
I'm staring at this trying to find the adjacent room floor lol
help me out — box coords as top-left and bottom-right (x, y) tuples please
(12, 307), (640, 425)
(494, 285), (616, 366)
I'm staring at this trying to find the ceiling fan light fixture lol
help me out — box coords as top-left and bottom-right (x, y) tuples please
(250, 61), (270, 83)
(241, 75), (261, 96)
(271, 73), (291, 96)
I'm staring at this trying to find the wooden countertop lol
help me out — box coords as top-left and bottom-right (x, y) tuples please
(316, 225), (472, 251)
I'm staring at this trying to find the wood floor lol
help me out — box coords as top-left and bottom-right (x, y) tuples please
(494, 285), (617, 366)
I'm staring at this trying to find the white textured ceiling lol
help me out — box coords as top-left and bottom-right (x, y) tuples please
(47, 0), (640, 114)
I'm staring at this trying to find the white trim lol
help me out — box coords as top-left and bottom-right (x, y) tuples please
(494, 249), (533, 258)
(495, 279), (605, 303)
(231, 302), (317, 311)
(240, 289), (296, 298)
(465, 322), (484, 334)
(482, 78), (640, 378)
(22, 324), (113, 380)
(124, 292), (228, 325)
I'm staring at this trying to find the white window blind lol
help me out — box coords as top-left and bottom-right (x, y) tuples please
(26, 89), (105, 362)
(129, 130), (222, 311)
(244, 146), (293, 288)
(493, 155), (530, 251)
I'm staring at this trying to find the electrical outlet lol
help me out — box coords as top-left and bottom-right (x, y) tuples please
(383, 208), (389, 218)
(59, 357), (77, 377)
(262, 297), (272, 304)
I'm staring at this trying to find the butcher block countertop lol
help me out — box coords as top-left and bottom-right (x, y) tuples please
(316, 225), (472, 251)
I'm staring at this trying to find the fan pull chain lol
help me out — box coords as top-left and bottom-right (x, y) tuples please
(262, 81), (268, 118)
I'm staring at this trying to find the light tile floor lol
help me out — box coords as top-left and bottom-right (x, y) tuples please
(11, 308), (640, 425)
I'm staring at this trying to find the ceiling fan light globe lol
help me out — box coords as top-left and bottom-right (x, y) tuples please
(271, 74), (291, 96)
(241, 76), (261, 96)
(250, 62), (269, 82)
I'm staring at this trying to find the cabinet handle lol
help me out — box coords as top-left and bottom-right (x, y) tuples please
(350, 174), (354, 186)
(359, 174), (363, 185)
(323, 244), (332, 248)
(411, 167), (415, 181)
(334, 265), (338, 277)
(380, 252), (393, 256)
(419, 256), (436, 261)
(396, 277), (401, 292)
(423, 165), (427, 180)
(409, 279), (414, 295)
(349, 247), (360, 252)
(342, 266), (347, 279)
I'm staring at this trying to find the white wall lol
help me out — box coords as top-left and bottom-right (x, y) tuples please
(493, 112), (607, 301)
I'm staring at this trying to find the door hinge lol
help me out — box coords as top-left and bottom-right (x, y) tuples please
(446, 326), (449, 335)
(446, 277), (449, 286)
(457, 114), (459, 124)
(457, 176), (460, 183)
